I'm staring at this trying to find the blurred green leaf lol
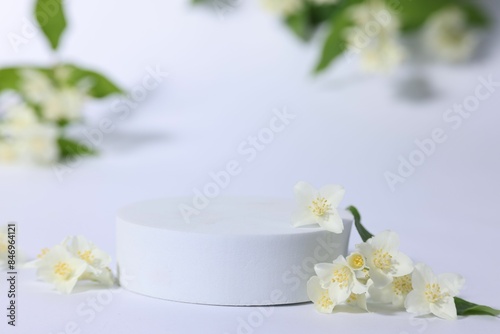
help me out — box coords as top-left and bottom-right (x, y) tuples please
(398, 0), (488, 32)
(58, 137), (97, 161)
(35, 0), (67, 50)
(285, 10), (312, 41)
(314, 10), (352, 73)
(64, 65), (124, 98)
(285, 3), (340, 42)
(455, 297), (500, 316)
(0, 68), (22, 93)
(460, 3), (490, 27)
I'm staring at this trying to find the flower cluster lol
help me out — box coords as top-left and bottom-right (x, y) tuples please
(308, 230), (464, 319)
(0, 68), (91, 165)
(29, 236), (115, 294)
(292, 182), (499, 320)
(0, 1), (122, 165)
(257, 0), (487, 74)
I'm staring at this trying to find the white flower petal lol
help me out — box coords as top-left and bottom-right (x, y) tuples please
(319, 211), (344, 233)
(370, 268), (393, 288)
(368, 284), (393, 304)
(390, 251), (414, 277)
(293, 181), (317, 206)
(291, 210), (317, 227)
(405, 290), (431, 316)
(328, 283), (351, 304)
(319, 184), (345, 207)
(438, 273), (464, 297)
(369, 230), (400, 252)
(412, 263), (435, 290)
(307, 276), (323, 303)
(314, 263), (335, 287)
(430, 296), (457, 320)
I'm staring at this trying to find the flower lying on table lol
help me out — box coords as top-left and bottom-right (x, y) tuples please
(294, 182), (500, 320)
(29, 236), (115, 293)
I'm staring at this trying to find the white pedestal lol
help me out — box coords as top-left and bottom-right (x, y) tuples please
(116, 198), (352, 306)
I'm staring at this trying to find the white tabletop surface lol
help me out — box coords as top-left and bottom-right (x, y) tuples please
(1, 0), (499, 333)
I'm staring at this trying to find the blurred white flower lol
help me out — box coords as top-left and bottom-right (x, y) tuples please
(422, 7), (478, 63)
(356, 231), (413, 288)
(63, 236), (114, 286)
(345, 0), (406, 72)
(15, 122), (59, 165)
(36, 245), (88, 294)
(261, 0), (303, 15)
(0, 141), (18, 163)
(405, 263), (464, 320)
(0, 104), (38, 135)
(42, 87), (85, 122)
(369, 273), (412, 307)
(307, 276), (336, 313)
(0, 105), (59, 165)
(20, 69), (54, 104)
(292, 181), (346, 233)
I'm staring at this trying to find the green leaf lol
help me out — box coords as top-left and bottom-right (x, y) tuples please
(285, 3), (340, 42)
(398, 0), (489, 32)
(35, 0), (67, 50)
(64, 65), (124, 98)
(455, 297), (500, 316)
(346, 206), (374, 242)
(0, 68), (22, 93)
(285, 10), (312, 41)
(57, 137), (97, 161)
(460, 3), (490, 27)
(314, 0), (365, 73)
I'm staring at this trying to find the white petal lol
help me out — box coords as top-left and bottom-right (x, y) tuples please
(314, 263), (334, 287)
(370, 268), (393, 288)
(405, 290), (431, 316)
(307, 276), (323, 303)
(412, 263), (435, 291)
(430, 296), (457, 320)
(292, 209), (317, 227)
(355, 242), (374, 259)
(319, 184), (345, 207)
(293, 181), (317, 206)
(438, 273), (465, 297)
(368, 285), (393, 304)
(369, 230), (400, 252)
(328, 282), (351, 304)
(355, 293), (369, 311)
(55, 277), (79, 294)
(319, 211), (344, 233)
(352, 278), (368, 295)
(391, 251), (414, 277)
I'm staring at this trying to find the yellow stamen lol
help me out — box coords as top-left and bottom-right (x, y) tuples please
(393, 275), (412, 295)
(309, 197), (331, 217)
(373, 249), (392, 271)
(78, 250), (94, 264)
(54, 262), (72, 278)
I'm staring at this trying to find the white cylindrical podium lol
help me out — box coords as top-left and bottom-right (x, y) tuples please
(116, 198), (352, 306)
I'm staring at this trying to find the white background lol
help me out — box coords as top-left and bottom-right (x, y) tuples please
(1, 0), (499, 333)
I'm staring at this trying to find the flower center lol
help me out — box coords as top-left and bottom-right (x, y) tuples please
(425, 283), (445, 303)
(54, 262), (72, 278)
(392, 275), (412, 295)
(373, 249), (393, 271)
(78, 250), (94, 264)
(319, 292), (334, 309)
(348, 253), (365, 270)
(309, 197), (331, 217)
(332, 267), (351, 288)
